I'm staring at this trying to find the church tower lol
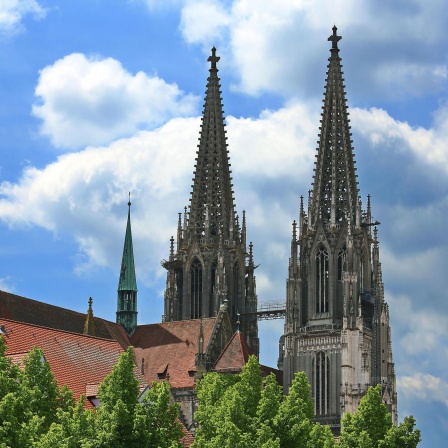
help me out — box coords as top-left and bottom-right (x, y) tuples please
(163, 48), (259, 355)
(279, 27), (397, 430)
(116, 194), (138, 335)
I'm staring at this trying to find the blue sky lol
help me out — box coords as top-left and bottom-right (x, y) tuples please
(0, 0), (447, 445)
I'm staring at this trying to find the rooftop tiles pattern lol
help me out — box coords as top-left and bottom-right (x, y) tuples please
(131, 318), (217, 389)
(1, 318), (145, 406)
(0, 290), (130, 349)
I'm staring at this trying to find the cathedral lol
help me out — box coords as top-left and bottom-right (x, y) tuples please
(278, 27), (397, 429)
(0, 26), (397, 437)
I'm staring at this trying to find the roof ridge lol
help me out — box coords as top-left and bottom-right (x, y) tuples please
(0, 318), (123, 343)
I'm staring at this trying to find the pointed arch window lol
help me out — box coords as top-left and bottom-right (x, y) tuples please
(233, 261), (240, 307)
(210, 259), (218, 315)
(316, 247), (329, 313)
(338, 245), (347, 281)
(360, 249), (366, 292)
(190, 258), (203, 319)
(313, 351), (330, 415)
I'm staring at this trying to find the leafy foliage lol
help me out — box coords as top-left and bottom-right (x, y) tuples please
(192, 355), (334, 448)
(340, 384), (421, 448)
(0, 341), (183, 448)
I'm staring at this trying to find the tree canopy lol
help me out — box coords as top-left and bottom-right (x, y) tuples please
(340, 384), (421, 448)
(192, 355), (335, 448)
(0, 340), (183, 448)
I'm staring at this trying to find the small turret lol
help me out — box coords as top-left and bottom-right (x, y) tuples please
(83, 297), (96, 336)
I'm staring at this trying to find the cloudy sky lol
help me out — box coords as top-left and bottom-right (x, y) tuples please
(0, 0), (447, 445)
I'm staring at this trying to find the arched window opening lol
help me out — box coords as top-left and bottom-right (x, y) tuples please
(360, 249), (366, 292)
(314, 351), (330, 415)
(338, 245), (347, 281)
(210, 259), (217, 315)
(190, 258), (203, 319)
(233, 261), (240, 304)
(316, 247), (329, 313)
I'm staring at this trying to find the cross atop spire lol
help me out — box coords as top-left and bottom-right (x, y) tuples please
(328, 25), (342, 51)
(208, 46), (220, 71)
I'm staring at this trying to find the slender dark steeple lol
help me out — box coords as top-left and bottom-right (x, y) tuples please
(162, 48), (259, 355)
(310, 25), (359, 227)
(280, 27), (397, 432)
(116, 193), (138, 334)
(188, 47), (237, 242)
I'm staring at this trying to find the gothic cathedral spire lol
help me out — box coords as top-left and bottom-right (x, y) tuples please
(310, 26), (359, 227)
(116, 193), (138, 335)
(279, 26), (397, 432)
(163, 48), (259, 355)
(188, 47), (237, 242)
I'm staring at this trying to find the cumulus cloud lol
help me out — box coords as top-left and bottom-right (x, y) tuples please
(0, 0), (45, 35)
(1, 103), (319, 284)
(179, 0), (448, 101)
(32, 53), (199, 149)
(399, 373), (448, 408)
(352, 106), (448, 171)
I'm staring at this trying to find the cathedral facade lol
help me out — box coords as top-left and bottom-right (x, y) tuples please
(161, 48), (259, 357)
(278, 27), (397, 430)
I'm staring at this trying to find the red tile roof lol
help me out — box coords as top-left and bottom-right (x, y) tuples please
(1, 318), (145, 407)
(0, 290), (130, 349)
(213, 331), (252, 373)
(214, 330), (283, 385)
(130, 318), (217, 389)
(180, 425), (194, 447)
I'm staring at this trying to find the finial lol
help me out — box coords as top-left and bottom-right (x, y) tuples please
(292, 220), (297, 241)
(128, 191), (131, 208)
(236, 311), (240, 333)
(170, 236), (174, 259)
(328, 25), (342, 51)
(249, 241), (254, 266)
(88, 296), (93, 310)
(208, 47), (220, 71)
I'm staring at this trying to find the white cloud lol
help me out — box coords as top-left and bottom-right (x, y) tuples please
(1, 103), (318, 281)
(179, 0), (448, 100)
(388, 294), (448, 361)
(180, 0), (231, 45)
(0, 0), (46, 34)
(399, 373), (448, 408)
(351, 106), (448, 170)
(0, 276), (14, 292)
(32, 53), (199, 149)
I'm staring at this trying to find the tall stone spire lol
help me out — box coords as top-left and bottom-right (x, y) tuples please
(162, 48), (259, 355)
(279, 27), (397, 432)
(188, 47), (237, 242)
(310, 25), (359, 227)
(116, 193), (138, 335)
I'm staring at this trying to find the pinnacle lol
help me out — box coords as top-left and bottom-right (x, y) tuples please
(310, 26), (359, 227)
(187, 48), (237, 242)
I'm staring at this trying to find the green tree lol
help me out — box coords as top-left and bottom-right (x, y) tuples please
(273, 371), (314, 448)
(340, 385), (421, 448)
(0, 344), (75, 448)
(307, 422), (336, 448)
(91, 346), (183, 448)
(134, 380), (183, 448)
(35, 397), (95, 448)
(193, 356), (329, 448)
(379, 416), (421, 448)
